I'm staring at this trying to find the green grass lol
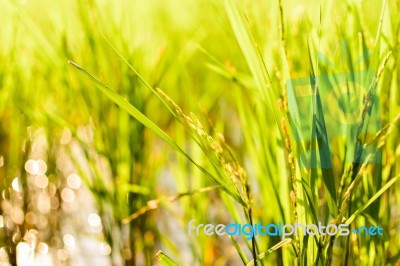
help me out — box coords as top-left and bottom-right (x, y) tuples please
(0, 0), (399, 265)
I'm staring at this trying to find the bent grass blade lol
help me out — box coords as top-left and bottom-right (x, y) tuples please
(67, 60), (246, 207)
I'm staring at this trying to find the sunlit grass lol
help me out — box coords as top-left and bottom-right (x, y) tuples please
(0, 0), (399, 265)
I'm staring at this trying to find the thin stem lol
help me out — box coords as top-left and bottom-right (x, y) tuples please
(248, 207), (257, 266)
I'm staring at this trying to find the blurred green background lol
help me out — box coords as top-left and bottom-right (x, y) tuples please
(0, 0), (399, 265)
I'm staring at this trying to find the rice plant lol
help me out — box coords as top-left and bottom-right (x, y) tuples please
(0, 0), (399, 265)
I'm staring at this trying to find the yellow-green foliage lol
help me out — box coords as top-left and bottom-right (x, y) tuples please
(0, 0), (399, 265)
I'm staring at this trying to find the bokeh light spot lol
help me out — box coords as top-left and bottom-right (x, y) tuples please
(25, 212), (37, 225)
(63, 234), (75, 250)
(37, 242), (49, 254)
(11, 208), (24, 225)
(88, 213), (101, 228)
(25, 160), (39, 175)
(99, 243), (111, 256)
(36, 160), (47, 175)
(61, 188), (75, 203)
(35, 175), (49, 189)
(67, 174), (81, 189)
(11, 178), (22, 193)
(57, 249), (69, 261)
